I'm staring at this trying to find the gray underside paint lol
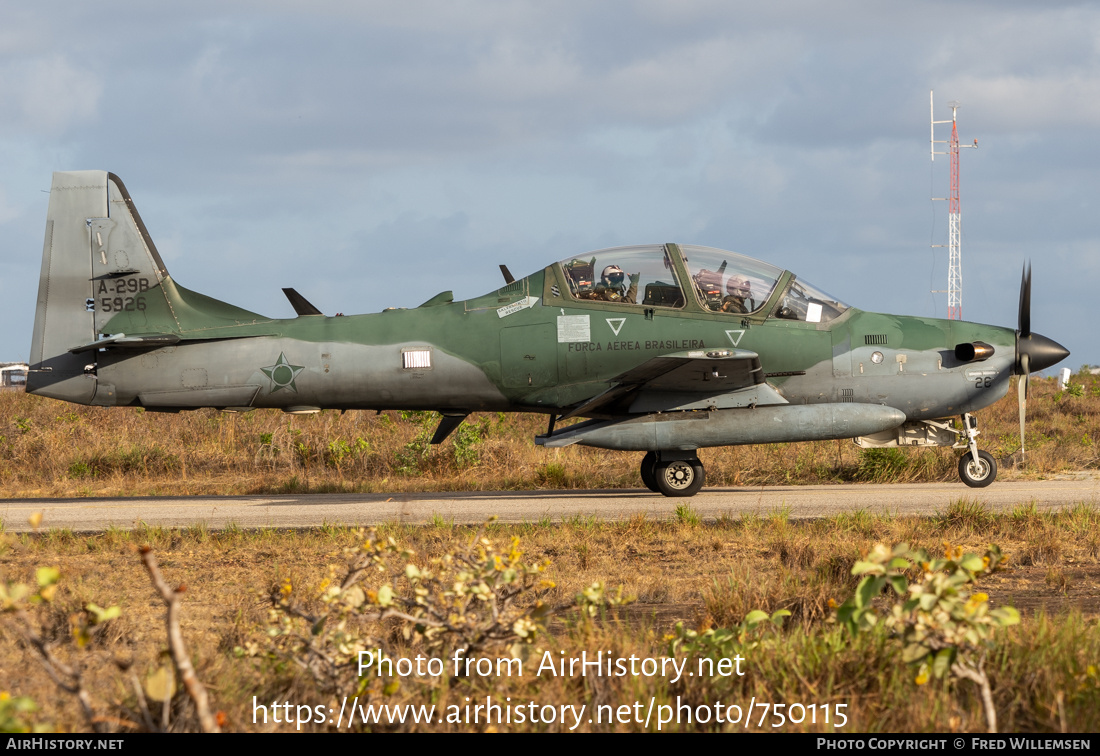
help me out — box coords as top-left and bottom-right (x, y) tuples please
(538, 403), (908, 451)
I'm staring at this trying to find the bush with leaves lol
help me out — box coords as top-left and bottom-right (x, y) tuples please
(0, 543), (220, 733)
(263, 520), (626, 706)
(667, 608), (790, 669)
(0, 565), (118, 732)
(834, 542), (1019, 732)
(0, 691), (45, 734)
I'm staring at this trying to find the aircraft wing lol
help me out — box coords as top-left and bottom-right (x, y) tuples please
(561, 348), (786, 419)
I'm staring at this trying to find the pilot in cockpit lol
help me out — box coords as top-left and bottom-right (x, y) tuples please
(593, 264), (639, 304)
(720, 275), (753, 314)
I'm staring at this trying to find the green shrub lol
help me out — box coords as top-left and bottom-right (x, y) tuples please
(834, 542), (1018, 732)
(855, 448), (908, 481)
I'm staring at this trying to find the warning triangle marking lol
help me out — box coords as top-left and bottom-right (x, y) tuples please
(606, 318), (626, 336)
(725, 330), (745, 347)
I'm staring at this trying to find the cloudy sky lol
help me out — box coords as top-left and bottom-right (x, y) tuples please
(2, 1), (1097, 368)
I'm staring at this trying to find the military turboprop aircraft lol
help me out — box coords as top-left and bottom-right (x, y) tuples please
(28, 171), (1069, 497)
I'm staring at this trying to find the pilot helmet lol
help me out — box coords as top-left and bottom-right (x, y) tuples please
(601, 265), (625, 287)
(727, 275), (751, 299)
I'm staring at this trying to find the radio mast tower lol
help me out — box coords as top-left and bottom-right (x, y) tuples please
(931, 91), (977, 320)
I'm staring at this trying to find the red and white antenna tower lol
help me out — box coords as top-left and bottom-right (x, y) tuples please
(931, 91), (977, 320)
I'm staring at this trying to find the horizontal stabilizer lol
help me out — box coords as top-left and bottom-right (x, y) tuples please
(282, 288), (323, 316)
(69, 333), (181, 353)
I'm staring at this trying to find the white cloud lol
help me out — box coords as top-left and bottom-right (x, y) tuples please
(941, 74), (1100, 132)
(1, 1), (1098, 362)
(0, 56), (103, 136)
(0, 187), (21, 225)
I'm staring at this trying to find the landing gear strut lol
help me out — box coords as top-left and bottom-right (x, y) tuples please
(640, 451), (706, 497)
(958, 413), (997, 488)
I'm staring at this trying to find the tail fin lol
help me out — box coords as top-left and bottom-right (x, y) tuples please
(27, 171), (263, 404)
(28, 171), (166, 401)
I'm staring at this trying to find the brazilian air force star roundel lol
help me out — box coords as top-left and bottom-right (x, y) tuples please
(261, 353), (305, 394)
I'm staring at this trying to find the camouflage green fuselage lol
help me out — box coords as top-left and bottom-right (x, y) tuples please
(25, 171), (1022, 441)
(29, 170), (1074, 496)
(88, 265), (1016, 423)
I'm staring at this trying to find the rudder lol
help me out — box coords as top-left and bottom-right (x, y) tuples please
(27, 171), (170, 404)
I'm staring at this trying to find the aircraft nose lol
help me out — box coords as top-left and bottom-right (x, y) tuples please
(1016, 331), (1070, 374)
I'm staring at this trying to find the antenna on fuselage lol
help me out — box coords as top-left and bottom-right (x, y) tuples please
(930, 91), (978, 320)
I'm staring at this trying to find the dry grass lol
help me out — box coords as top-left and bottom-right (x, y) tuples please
(2, 371), (1098, 731)
(2, 505), (1100, 732)
(1, 369), (1098, 498)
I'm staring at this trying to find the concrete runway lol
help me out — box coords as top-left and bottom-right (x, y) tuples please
(2, 478), (1098, 532)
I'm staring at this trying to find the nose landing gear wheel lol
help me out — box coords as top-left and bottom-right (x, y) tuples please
(959, 450), (997, 488)
(640, 451), (659, 493)
(655, 458), (705, 498)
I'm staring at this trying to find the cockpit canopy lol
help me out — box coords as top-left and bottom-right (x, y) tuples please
(560, 244), (684, 307)
(555, 243), (849, 323)
(679, 244), (782, 316)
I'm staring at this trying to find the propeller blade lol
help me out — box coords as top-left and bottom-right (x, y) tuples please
(1018, 262), (1031, 338)
(1014, 263), (1068, 376)
(1018, 352), (1030, 459)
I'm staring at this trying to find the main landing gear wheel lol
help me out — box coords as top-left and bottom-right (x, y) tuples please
(640, 451), (659, 493)
(654, 458), (705, 498)
(959, 450), (997, 488)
